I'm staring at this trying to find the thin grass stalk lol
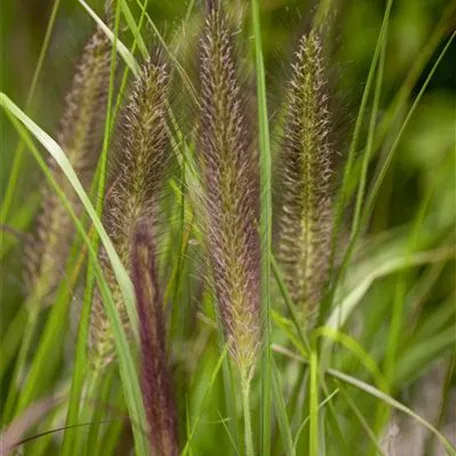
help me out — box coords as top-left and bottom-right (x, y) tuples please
(241, 382), (255, 456)
(198, 0), (261, 384)
(351, 29), (386, 238)
(250, 0), (273, 452)
(334, 0), (393, 245)
(309, 343), (319, 456)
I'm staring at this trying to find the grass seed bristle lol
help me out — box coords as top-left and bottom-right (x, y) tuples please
(90, 57), (170, 370)
(198, 3), (261, 381)
(24, 25), (112, 305)
(276, 31), (335, 326)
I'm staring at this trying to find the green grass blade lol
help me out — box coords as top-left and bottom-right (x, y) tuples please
(325, 246), (455, 335)
(271, 358), (295, 456)
(77, 0), (139, 76)
(333, 28), (456, 291)
(362, 30), (456, 224)
(315, 327), (387, 392)
(329, 368), (456, 455)
(332, 0), (393, 254)
(293, 388), (339, 452)
(250, 1), (273, 454)
(62, 1), (124, 452)
(181, 348), (228, 456)
(309, 342), (319, 456)
(339, 387), (386, 456)
(351, 22), (387, 239)
(119, 0), (149, 60)
(0, 95), (149, 456)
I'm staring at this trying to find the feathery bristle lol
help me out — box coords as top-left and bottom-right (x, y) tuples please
(90, 57), (170, 369)
(24, 25), (111, 304)
(198, 5), (261, 380)
(276, 31), (334, 325)
(131, 222), (178, 456)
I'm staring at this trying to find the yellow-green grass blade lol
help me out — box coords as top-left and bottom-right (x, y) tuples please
(77, 0), (139, 76)
(314, 326), (388, 393)
(271, 357), (295, 456)
(293, 388), (339, 452)
(181, 348), (228, 456)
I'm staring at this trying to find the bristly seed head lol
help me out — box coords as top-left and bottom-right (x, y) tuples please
(276, 31), (335, 326)
(198, 3), (261, 381)
(90, 57), (170, 370)
(24, 24), (111, 305)
(131, 222), (178, 456)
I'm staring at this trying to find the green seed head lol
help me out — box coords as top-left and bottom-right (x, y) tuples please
(276, 31), (335, 326)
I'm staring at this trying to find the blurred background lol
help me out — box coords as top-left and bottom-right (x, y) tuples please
(1, 0), (455, 454)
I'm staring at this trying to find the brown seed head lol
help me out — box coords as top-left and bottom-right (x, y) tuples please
(198, 4), (261, 380)
(90, 57), (170, 370)
(24, 25), (111, 305)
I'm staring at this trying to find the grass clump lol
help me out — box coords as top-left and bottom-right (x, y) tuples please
(1, 1), (455, 455)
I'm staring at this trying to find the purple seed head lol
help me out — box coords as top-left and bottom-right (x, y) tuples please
(131, 222), (178, 456)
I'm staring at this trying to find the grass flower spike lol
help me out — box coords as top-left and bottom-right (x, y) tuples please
(24, 23), (111, 304)
(131, 222), (178, 456)
(198, 0), (261, 383)
(90, 57), (170, 369)
(276, 31), (335, 326)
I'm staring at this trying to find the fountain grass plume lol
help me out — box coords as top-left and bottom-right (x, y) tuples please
(24, 19), (112, 305)
(90, 56), (170, 370)
(131, 221), (178, 456)
(197, 0), (261, 384)
(275, 30), (336, 327)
